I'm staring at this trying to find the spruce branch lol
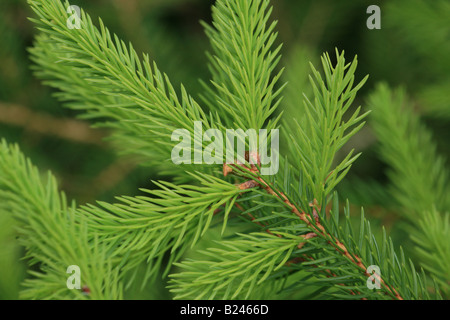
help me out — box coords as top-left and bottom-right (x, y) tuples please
(169, 149), (438, 299)
(286, 49), (369, 205)
(27, 0), (212, 171)
(8, 0), (446, 301)
(201, 0), (285, 130)
(257, 175), (437, 299)
(0, 138), (246, 297)
(187, 52), (438, 299)
(78, 173), (245, 285)
(369, 84), (450, 214)
(169, 232), (304, 300)
(226, 164), (404, 299)
(0, 140), (123, 299)
(369, 83), (450, 296)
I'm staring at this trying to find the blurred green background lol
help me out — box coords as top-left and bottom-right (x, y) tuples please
(0, 0), (448, 299)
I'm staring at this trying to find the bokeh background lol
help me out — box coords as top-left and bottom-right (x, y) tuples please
(0, 0), (448, 299)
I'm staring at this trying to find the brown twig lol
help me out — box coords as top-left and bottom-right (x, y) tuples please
(0, 102), (106, 145)
(224, 159), (404, 300)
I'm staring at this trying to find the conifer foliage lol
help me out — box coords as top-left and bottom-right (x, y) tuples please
(0, 0), (447, 300)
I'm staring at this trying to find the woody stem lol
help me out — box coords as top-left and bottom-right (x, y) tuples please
(230, 164), (403, 300)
